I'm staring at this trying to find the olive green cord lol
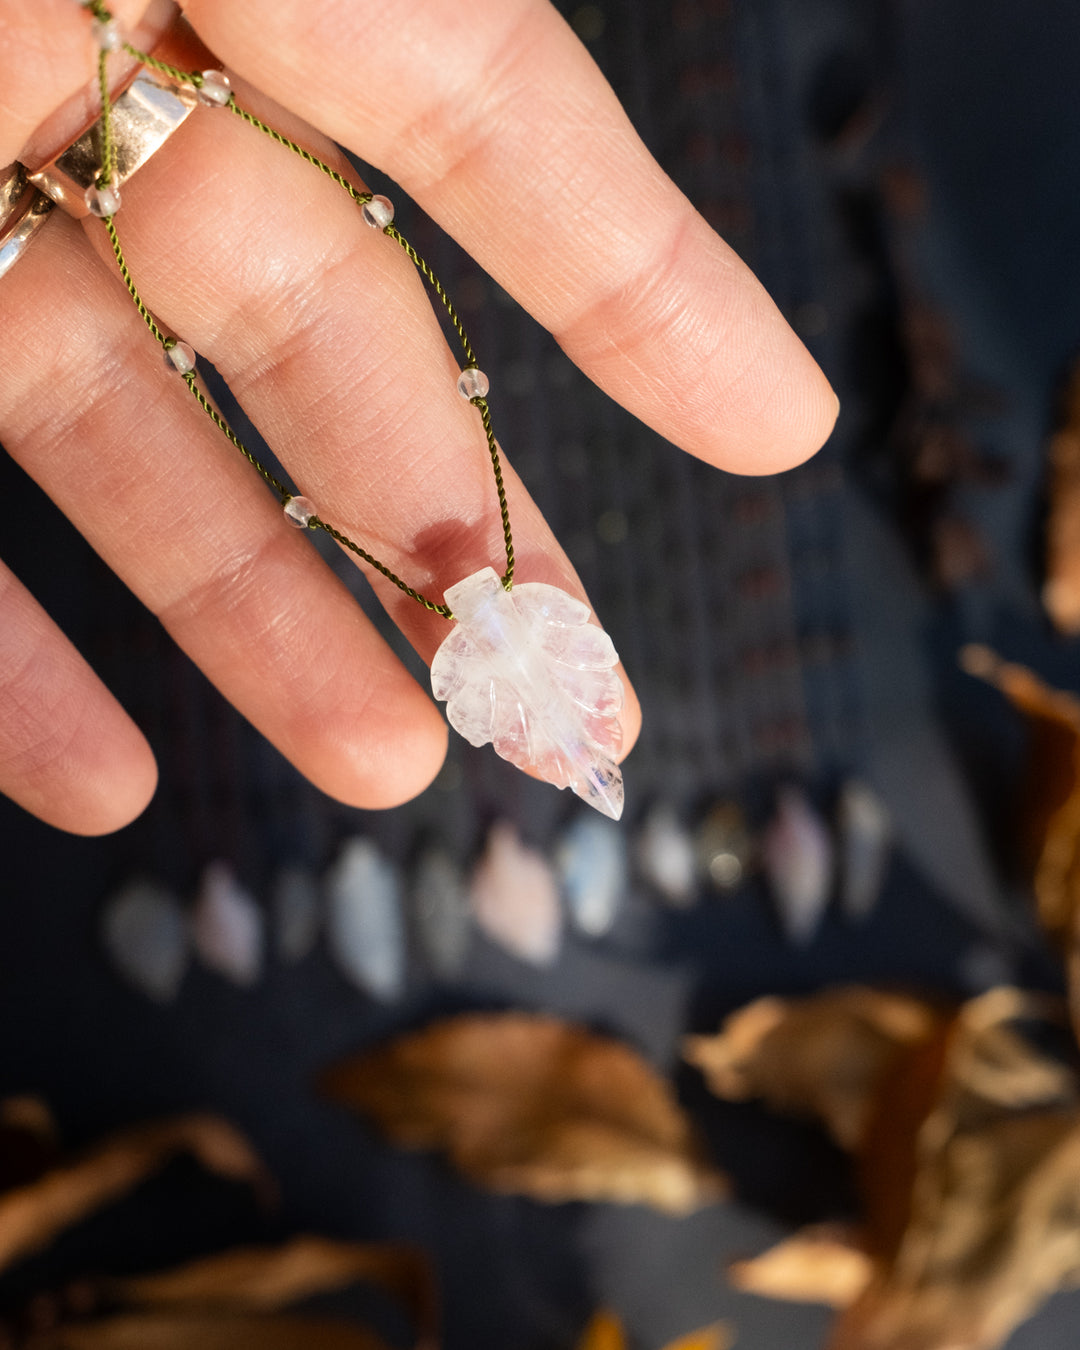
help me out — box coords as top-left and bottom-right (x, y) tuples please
(86, 7), (516, 618)
(94, 50), (116, 187)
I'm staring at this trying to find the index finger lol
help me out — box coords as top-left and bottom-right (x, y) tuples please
(178, 0), (838, 475)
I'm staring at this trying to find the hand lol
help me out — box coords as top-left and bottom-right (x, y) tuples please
(0, 0), (838, 835)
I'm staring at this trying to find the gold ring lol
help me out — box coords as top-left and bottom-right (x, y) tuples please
(29, 63), (202, 220)
(0, 165), (55, 280)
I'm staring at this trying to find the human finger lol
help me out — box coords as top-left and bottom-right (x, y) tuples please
(61, 38), (641, 729)
(0, 203), (453, 814)
(179, 0), (839, 475)
(5, 30), (640, 810)
(0, 557), (158, 834)
(0, 0), (170, 168)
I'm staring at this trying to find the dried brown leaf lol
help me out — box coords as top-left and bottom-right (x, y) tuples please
(106, 1237), (437, 1350)
(683, 988), (942, 1151)
(0, 1115), (271, 1275)
(32, 1313), (389, 1350)
(728, 1226), (872, 1308)
(321, 1013), (728, 1215)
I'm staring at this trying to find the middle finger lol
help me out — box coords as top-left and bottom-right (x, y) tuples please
(9, 29), (641, 787)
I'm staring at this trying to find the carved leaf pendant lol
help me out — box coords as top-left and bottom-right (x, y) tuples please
(430, 567), (625, 819)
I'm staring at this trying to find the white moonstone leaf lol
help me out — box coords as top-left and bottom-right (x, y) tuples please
(556, 814), (627, 937)
(513, 585), (591, 627)
(469, 820), (562, 966)
(101, 879), (189, 1003)
(637, 804), (698, 908)
(412, 846), (471, 979)
(271, 866), (321, 963)
(325, 838), (406, 1001)
(431, 567), (625, 819)
(760, 786), (835, 945)
(192, 862), (265, 987)
(837, 779), (892, 920)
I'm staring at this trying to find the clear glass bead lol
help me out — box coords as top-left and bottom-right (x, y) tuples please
(84, 181), (121, 217)
(361, 195), (394, 230)
(164, 341), (196, 375)
(196, 70), (233, 106)
(91, 17), (122, 51)
(457, 367), (490, 401)
(284, 495), (317, 528)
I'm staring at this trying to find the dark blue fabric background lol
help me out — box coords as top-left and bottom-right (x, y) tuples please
(1, 1), (1079, 1344)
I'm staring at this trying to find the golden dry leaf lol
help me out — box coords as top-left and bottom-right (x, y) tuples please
(106, 1236), (438, 1349)
(321, 1013), (728, 1214)
(830, 1111), (1080, 1350)
(701, 986), (1080, 1347)
(33, 1313), (390, 1350)
(0, 1094), (60, 1193)
(728, 1226), (873, 1309)
(683, 988), (942, 1151)
(0, 1095), (57, 1143)
(577, 1309), (627, 1350)
(929, 987), (1075, 1117)
(659, 1321), (735, 1350)
(1042, 361), (1080, 634)
(960, 644), (1080, 930)
(960, 646), (1080, 1039)
(576, 1311), (734, 1350)
(0, 1114), (271, 1275)
(827, 989), (1080, 1350)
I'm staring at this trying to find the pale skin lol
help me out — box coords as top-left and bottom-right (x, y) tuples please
(0, 0), (839, 835)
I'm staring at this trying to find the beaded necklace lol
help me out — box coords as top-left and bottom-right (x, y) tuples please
(63, 1), (626, 819)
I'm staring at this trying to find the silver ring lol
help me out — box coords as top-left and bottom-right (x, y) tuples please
(0, 166), (55, 281)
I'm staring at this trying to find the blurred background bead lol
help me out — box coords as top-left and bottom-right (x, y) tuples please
(637, 804), (697, 907)
(101, 880), (189, 1004)
(557, 813), (626, 938)
(412, 846), (471, 980)
(760, 786), (835, 946)
(837, 780), (892, 921)
(696, 801), (753, 892)
(325, 838), (406, 1002)
(469, 821), (562, 966)
(271, 867), (321, 964)
(191, 862), (265, 988)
